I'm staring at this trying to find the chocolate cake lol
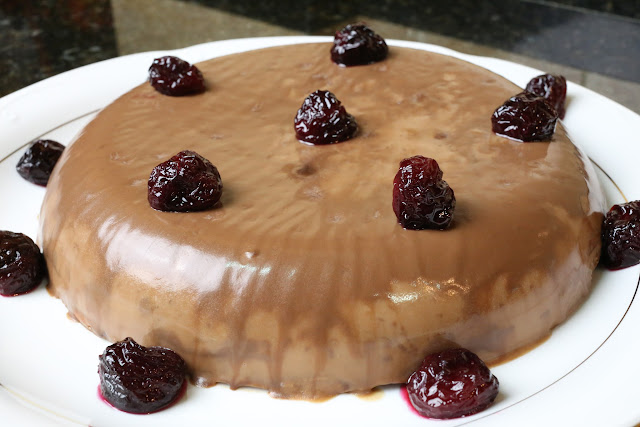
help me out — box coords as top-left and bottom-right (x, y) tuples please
(40, 42), (605, 398)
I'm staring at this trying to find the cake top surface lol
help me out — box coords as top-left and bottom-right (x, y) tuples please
(47, 42), (598, 293)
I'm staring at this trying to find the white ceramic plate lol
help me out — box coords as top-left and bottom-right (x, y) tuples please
(1, 36), (639, 427)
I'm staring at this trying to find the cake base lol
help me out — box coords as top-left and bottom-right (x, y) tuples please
(41, 43), (604, 398)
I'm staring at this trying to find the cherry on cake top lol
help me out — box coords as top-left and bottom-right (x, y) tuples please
(294, 90), (358, 145)
(525, 74), (567, 119)
(331, 23), (389, 66)
(149, 56), (205, 96)
(0, 231), (45, 296)
(392, 156), (456, 230)
(16, 139), (65, 186)
(491, 91), (558, 142)
(148, 150), (223, 212)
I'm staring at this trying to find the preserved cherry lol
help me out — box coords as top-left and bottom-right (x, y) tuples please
(406, 348), (499, 419)
(525, 74), (567, 119)
(16, 139), (65, 186)
(491, 91), (558, 142)
(331, 23), (388, 66)
(98, 337), (187, 414)
(149, 56), (205, 96)
(0, 231), (45, 296)
(148, 150), (223, 212)
(392, 156), (455, 230)
(601, 200), (640, 269)
(294, 90), (357, 145)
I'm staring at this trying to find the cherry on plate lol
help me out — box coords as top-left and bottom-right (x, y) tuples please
(0, 231), (45, 296)
(406, 348), (499, 419)
(601, 200), (640, 270)
(98, 337), (187, 414)
(16, 139), (65, 186)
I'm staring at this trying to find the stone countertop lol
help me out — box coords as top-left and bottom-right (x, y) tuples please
(1, 0), (639, 113)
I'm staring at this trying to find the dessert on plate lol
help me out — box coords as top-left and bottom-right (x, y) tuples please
(39, 39), (605, 399)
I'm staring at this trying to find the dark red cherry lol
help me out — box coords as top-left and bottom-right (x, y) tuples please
(294, 90), (357, 145)
(406, 348), (499, 419)
(98, 337), (187, 414)
(148, 150), (223, 212)
(601, 200), (640, 269)
(148, 56), (205, 96)
(525, 74), (567, 119)
(392, 156), (455, 230)
(0, 231), (45, 296)
(331, 23), (388, 66)
(16, 139), (65, 186)
(491, 91), (558, 142)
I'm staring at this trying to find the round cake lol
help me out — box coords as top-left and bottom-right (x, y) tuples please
(40, 42), (605, 398)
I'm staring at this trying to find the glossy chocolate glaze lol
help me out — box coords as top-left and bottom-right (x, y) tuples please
(40, 43), (605, 398)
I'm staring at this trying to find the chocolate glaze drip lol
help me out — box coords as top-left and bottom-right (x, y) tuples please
(40, 43), (605, 398)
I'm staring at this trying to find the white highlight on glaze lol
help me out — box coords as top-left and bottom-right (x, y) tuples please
(98, 216), (228, 294)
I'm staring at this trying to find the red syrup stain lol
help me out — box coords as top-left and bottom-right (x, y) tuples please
(399, 385), (422, 417)
(97, 380), (187, 414)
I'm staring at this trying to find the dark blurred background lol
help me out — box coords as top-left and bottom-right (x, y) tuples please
(1, 0), (639, 112)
